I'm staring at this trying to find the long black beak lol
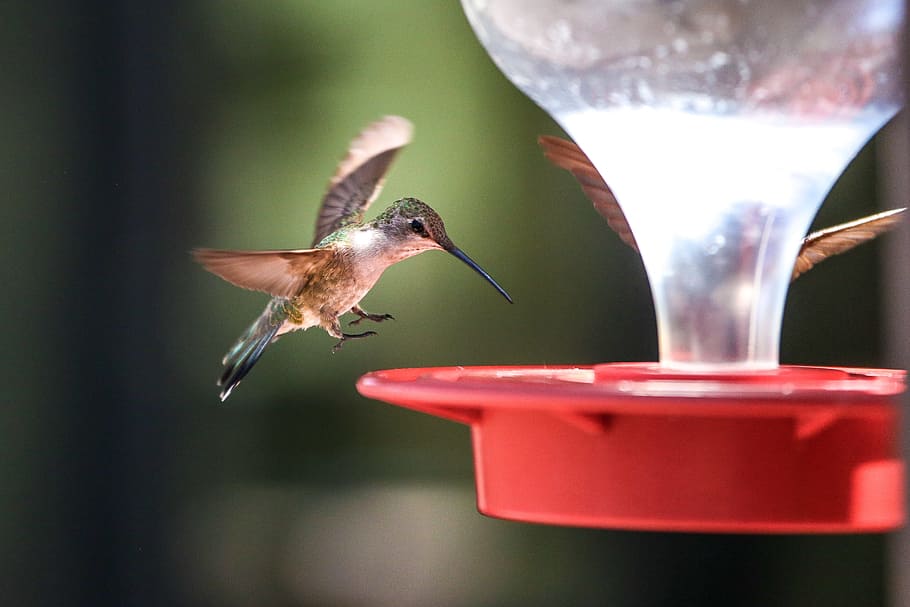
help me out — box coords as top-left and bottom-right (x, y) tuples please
(448, 246), (513, 303)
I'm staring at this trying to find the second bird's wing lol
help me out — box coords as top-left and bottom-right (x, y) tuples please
(540, 134), (906, 282)
(538, 135), (638, 251)
(792, 208), (906, 280)
(312, 115), (414, 246)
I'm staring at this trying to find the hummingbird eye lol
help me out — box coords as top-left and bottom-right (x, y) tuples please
(409, 219), (426, 235)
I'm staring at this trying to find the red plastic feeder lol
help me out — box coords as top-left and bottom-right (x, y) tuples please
(358, 363), (905, 533)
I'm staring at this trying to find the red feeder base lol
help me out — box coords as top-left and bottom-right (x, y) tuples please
(357, 364), (905, 533)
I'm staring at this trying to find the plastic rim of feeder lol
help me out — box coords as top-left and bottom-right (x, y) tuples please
(358, 363), (905, 533)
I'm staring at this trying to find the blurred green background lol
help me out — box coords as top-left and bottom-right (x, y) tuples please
(4, 1), (907, 605)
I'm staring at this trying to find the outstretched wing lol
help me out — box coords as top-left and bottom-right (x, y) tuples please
(193, 247), (334, 298)
(538, 135), (638, 250)
(792, 208), (906, 281)
(312, 115), (414, 246)
(540, 134), (905, 282)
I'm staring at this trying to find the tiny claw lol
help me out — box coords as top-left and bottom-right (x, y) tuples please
(349, 313), (394, 326)
(332, 330), (378, 352)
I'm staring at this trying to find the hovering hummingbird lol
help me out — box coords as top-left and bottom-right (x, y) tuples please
(195, 116), (511, 400)
(538, 135), (906, 280)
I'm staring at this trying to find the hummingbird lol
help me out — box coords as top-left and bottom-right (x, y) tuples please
(538, 134), (906, 280)
(195, 116), (512, 400)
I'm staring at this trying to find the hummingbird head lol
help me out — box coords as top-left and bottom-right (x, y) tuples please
(375, 197), (454, 251)
(373, 197), (512, 303)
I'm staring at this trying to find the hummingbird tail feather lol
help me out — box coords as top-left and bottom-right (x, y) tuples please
(218, 299), (288, 401)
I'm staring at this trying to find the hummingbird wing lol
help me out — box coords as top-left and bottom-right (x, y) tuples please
(193, 247), (334, 298)
(540, 135), (905, 282)
(538, 135), (639, 251)
(792, 208), (906, 280)
(312, 115), (414, 246)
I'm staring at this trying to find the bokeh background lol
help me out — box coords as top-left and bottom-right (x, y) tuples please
(4, 1), (909, 605)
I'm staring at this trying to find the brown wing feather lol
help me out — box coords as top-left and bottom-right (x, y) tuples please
(193, 247), (334, 298)
(539, 135), (905, 280)
(538, 135), (638, 251)
(312, 116), (413, 246)
(792, 208), (906, 280)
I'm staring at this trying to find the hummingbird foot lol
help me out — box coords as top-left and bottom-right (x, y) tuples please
(349, 305), (394, 326)
(332, 330), (378, 353)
